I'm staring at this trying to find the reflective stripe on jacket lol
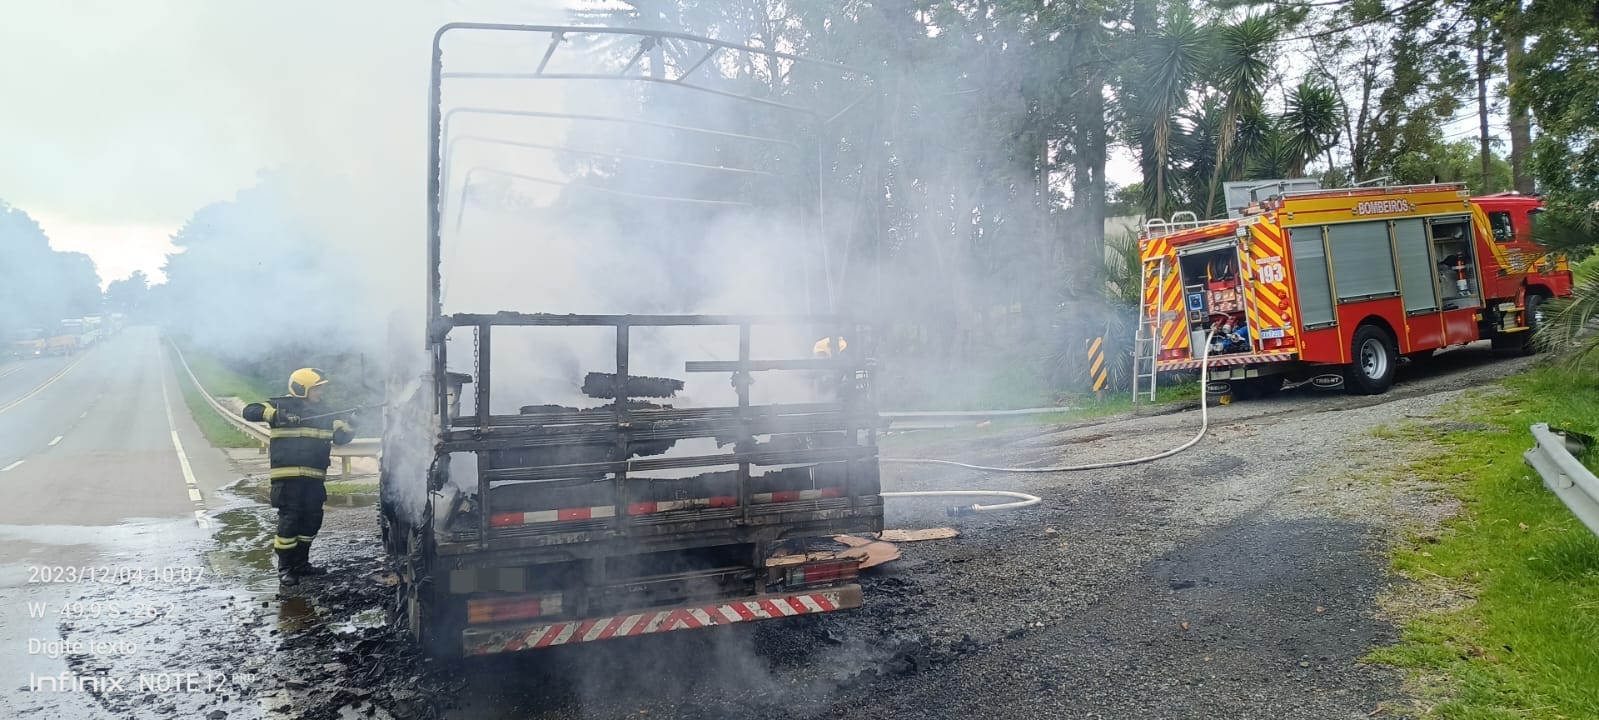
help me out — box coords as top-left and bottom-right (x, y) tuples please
(241, 396), (354, 482)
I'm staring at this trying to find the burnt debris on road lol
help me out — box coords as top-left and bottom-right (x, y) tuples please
(28, 345), (1516, 720)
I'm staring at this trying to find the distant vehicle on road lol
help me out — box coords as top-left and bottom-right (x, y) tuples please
(9, 328), (47, 359)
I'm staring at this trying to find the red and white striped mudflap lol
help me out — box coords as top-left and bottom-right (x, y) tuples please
(461, 584), (864, 656)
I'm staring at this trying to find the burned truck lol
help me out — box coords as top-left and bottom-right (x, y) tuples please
(380, 24), (884, 658)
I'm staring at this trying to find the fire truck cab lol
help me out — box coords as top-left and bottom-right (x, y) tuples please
(1137, 181), (1574, 398)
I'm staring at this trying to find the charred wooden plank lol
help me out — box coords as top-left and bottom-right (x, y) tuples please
(581, 373), (685, 399)
(518, 400), (670, 415)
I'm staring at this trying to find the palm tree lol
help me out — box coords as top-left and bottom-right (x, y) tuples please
(1532, 204), (1599, 364)
(1281, 79), (1343, 177)
(1202, 16), (1277, 217)
(1120, 7), (1208, 219)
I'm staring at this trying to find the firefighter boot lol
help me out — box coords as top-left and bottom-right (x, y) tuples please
(294, 543), (328, 577)
(276, 549), (300, 587)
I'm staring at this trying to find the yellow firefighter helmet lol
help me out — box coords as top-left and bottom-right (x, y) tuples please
(287, 368), (330, 398)
(813, 337), (847, 357)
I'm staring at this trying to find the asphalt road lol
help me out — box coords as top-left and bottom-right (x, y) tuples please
(0, 336), (1532, 720)
(0, 328), (240, 719)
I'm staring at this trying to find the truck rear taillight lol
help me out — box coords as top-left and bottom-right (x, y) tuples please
(785, 558), (860, 589)
(467, 593), (564, 624)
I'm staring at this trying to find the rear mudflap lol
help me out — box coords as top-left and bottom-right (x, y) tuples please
(461, 584), (863, 655)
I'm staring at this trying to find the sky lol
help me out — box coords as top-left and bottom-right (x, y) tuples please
(0, 1), (1143, 289)
(0, 0), (575, 288)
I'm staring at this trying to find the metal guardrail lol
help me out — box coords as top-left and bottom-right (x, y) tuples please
(1524, 423), (1599, 538)
(166, 340), (381, 459)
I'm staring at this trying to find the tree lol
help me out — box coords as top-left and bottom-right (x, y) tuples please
(1515, 0), (1599, 361)
(1498, 0), (1535, 194)
(1118, 7), (1208, 218)
(0, 199), (103, 339)
(1305, 0), (1470, 182)
(157, 174), (367, 362)
(1107, 183), (1144, 217)
(105, 271), (150, 316)
(1201, 15), (1277, 217)
(1281, 79), (1344, 178)
(1390, 139), (1511, 192)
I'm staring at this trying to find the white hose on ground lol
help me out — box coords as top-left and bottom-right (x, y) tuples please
(879, 490), (1042, 515)
(876, 330), (1217, 512)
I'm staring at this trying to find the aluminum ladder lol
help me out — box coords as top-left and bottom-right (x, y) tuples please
(1132, 255), (1167, 404)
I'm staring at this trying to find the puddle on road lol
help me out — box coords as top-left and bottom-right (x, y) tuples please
(0, 482), (401, 720)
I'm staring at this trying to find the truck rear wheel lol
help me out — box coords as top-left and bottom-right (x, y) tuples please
(1520, 293), (1547, 355)
(1491, 293), (1548, 355)
(1345, 325), (1397, 395)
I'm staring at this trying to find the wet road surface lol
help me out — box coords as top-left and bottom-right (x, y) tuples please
(0, 336), (1527, 719)
(0, 328), (246, 719)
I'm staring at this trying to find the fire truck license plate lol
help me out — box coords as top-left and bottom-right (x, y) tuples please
(1259, 327), (1285, 339)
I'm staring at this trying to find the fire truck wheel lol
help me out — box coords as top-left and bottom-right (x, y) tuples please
(1345, 325), (1397, 395)
(1522, 293), (1547, 354)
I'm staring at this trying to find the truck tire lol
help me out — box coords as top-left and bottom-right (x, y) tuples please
(1491, 293), (1548, 354)
(1521, 293), (1547, 354)
(1345, 325), (1397, 395)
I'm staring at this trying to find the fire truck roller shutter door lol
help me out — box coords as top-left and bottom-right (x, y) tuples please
(1326, 221), (1399, 302)
(1392, 218), (1439, 313)
(1289, 226), (1336, 328)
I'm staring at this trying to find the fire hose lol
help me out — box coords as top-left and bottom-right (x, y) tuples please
(877, 330), (1218, 514)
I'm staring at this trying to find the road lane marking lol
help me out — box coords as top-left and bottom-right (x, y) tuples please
(0, 353), (91, 416)
(158, 349), (210, 530)
(2, 460), (23, 472)
(0, 365), (21, 381)
(48, 436), (63, 447)
(79, 412), (87, 419)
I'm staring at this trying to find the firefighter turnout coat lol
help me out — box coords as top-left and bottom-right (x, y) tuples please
(242, 396), (356, 482)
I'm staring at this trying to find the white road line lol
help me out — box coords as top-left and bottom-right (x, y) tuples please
(48, 436), (63, 447)
(158, 351), (209, 529)
(79, 412), (88, 419)
(2, 460), (23, 472)
(0, 354), (90, 416)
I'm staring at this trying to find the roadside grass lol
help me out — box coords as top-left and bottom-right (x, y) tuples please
(172, 338), (275, 403)
(1573, 251), (1598, 282)
(1367, 364), (1599, 719)
(322, 481), (379, 496)
(881, 378), (1201, 453)
(173, 367), (260, 449)
(166, 338), (266, 449)
(882, 361), (1058, 411)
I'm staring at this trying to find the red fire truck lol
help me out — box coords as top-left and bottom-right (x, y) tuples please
(1135, 182), (1574, 397)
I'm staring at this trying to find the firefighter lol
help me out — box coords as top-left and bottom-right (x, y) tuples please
(242, 368), (355, 586)
(812, 336), (850, 399)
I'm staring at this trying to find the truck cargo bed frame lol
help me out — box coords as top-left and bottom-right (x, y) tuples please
(429, 312), (884, 573)
(383, 23), (884, 656)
